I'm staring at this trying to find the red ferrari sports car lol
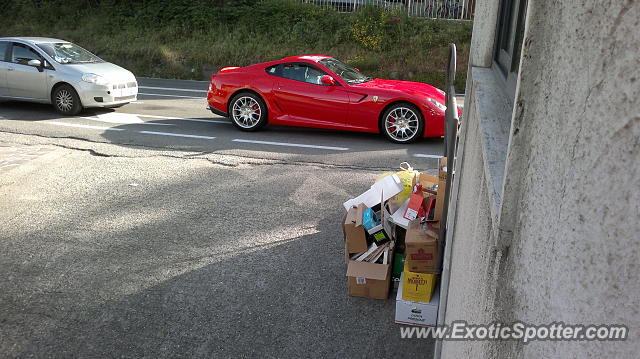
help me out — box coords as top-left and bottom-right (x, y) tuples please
(206, 55), (455, 143)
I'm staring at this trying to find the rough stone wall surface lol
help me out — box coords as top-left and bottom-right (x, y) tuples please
(498, 0), (639, 357)
(443, 0), (639, 358)
(467, 0), (500, 68)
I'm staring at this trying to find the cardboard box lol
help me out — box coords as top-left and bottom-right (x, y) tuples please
(374, 201), (395, 244)
(419, 173), (439, 195)
(344, 204), (368, 253)
(402, 261), (437, 303)
(426, 194), (438, 221)
(405, 220), (440, 273)
(343, 174), (405, 211)
(395, 276), (439, 327)
(434, 158), (447, 221)
(344, 240), (350, 265)
(367, 224), (391, 244)
(346, 249), (393, 300)
(403, 190), (425, 220)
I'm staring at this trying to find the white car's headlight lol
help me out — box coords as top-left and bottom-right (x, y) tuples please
(427, 97), (447, 112)
(82, 73), (109, 86)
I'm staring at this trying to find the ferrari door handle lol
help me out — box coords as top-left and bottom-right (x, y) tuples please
(7, 68), (14, 71)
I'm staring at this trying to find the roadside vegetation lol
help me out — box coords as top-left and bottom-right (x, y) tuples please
(1, 0), (472, 89)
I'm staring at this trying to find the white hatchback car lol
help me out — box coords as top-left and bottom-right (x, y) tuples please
(0, 37), (138, 115)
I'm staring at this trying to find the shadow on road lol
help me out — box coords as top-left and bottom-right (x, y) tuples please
(1, 159), (434, 357)
(0, 100), (128, 119)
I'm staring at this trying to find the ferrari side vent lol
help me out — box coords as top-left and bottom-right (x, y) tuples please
(356, 94), (368, 103)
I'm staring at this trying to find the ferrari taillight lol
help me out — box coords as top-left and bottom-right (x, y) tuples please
(208, 74), (215, 92)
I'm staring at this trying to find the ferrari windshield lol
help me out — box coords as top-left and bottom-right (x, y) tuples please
(36, 42), (104, 64)
(319, 58), (372, 84)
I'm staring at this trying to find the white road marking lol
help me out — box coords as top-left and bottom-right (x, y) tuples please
(47, 121), (125, 131)
(138, 92), (204, 99)
(178, 118), (230, 124)
(81, 115), (174, 126)
(138, 131), (215, 139)
(118, 113), (231, 124)
(413, 154), (443, 159)
(138, 86), (207, 93)
(48, 121), (216, 140)
(122, 113), (185, 120)
(232, 139), (349, 151)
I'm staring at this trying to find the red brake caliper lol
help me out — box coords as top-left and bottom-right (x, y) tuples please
(388, 116), (396, 132)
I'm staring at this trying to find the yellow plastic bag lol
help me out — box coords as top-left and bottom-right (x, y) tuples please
(376, 162), (420, 206)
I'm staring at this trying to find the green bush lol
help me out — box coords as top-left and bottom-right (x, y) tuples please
(0, 0), (472, 89)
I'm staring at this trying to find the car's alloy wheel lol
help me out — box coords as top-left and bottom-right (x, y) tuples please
(383, 105), (423, 143)
(232, 96), (261, 128)
(53, 85), (82, 115)
(56, 90), (73, 112)
(229, 93), (267, 131)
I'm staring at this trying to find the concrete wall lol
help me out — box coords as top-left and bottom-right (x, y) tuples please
(442, 0), (639, 358)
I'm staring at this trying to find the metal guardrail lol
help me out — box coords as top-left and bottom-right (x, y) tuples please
(441, 42), (458, 237)
(301, 0), (475, 20)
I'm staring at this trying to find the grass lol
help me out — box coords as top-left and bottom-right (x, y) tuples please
(0, 0), (472, 90)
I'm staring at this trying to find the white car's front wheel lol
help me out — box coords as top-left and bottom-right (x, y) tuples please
(53, 84), (82, 116)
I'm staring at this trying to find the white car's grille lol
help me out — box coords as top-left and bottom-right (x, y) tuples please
(112, 82), (138, 89)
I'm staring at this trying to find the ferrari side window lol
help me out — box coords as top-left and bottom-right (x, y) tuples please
(281, 64), (306, 82)
(304, 67), (325, 85)
(278, 63), (327, 85)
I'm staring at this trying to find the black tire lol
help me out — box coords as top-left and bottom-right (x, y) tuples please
(53, 84), (82, 116)
(228, 92), (268, 131)
(380, 103), (424, 144)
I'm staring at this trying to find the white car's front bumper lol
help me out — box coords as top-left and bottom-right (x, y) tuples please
(76, 81), (138, 108)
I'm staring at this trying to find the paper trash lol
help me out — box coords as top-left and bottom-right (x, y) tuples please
(343, 174), (405, 211)
(390, 199), (411, 229)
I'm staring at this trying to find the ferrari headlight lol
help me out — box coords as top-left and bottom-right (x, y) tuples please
(82, 73), (109, 86)
(427, 97), (447, 111)
(436, 88), (446, 96)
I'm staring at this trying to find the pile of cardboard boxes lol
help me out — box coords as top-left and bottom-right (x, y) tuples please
(342, 160), (447, 327)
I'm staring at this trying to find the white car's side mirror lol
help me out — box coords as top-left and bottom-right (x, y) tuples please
(27, 59), (42, 67)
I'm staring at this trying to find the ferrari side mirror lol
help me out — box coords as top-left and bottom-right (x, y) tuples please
(320, 75), (336, 86)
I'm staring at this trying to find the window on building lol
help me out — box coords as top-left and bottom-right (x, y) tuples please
(494, 0), (527, 99)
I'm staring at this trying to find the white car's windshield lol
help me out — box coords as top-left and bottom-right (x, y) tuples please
(36, 42), (103, 64)
(319, 58), (372, 84)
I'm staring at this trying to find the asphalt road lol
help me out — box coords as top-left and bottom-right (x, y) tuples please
(0, 77), (449, 170)
(0, 78), (450, 357)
